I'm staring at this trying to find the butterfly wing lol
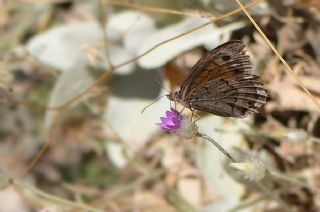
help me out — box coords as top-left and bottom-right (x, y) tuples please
(186, 74), (267, 117)
(179, 40), (267, 118)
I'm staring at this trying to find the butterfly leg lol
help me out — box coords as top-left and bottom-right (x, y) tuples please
(191, 110), (200, 136)
(170, 100), (178, 111)
(178, 107), (185, 119)
(190, 108), (195, 121)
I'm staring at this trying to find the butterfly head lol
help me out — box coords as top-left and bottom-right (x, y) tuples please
(167, 90), (181, 103)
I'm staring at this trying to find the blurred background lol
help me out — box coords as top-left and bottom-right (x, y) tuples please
(1, 0), (320, 211)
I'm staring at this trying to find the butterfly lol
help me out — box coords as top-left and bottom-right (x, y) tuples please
(168, 40), (268, 118)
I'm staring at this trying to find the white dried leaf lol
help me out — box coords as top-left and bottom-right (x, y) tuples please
(136, 17), (245, 69)
(108, 10), (157, 52)
(44, 65), (94, 130)
(103, 68), (169, 168)
(0, 188), (28, 212)
(197, 117), (247, 211)
(27, 21), (134, 74)
(27, 22), (101, 71)
(104, 94), (168, 168)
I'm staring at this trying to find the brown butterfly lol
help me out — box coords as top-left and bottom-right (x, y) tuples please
(168, 40), (267, 118)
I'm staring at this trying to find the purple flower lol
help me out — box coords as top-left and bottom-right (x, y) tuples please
(156, 108), (197, 139)
(156, 108), (181, 132)
(156, 108), (235, 161)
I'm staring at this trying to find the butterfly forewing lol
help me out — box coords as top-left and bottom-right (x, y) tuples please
(169, 40), (267, 118)
(180, 40), (251, 99)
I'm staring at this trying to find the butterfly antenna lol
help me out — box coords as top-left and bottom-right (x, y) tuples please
(141, 94), (167, 114)
(154, 75), (170, 93)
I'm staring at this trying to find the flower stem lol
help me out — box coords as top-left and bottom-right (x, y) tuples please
(13, 181), (101, 212)
(197, 132), (236, 162)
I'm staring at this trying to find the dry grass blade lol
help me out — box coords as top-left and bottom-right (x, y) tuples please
(234, 0), (320, 112)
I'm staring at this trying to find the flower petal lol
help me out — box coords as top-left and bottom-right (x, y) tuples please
(156, 122), (170, 129)
(171, 117), (181, 129)
(156, 108), (183, 133)
(170, 108), (180, 117)
(166, 110), (175, 118)
(160, 117), (174, 126)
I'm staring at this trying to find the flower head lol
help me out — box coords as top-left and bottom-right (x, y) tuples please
(156, 108), (197, 139)
(156, 108), (181, 132)
(230, 159), (269, 181)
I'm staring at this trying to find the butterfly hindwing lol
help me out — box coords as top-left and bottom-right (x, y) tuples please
(187, 74), (267, 117)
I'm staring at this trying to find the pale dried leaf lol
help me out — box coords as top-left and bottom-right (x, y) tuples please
(44, 65), (94, 130)
(197, 116), (247, 211)
(27, 21), (134, 74)
(136, 18), (245, 69)
(267, 76), (320, 113)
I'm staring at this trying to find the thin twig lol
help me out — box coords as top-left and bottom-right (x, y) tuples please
(17, 111), (60, 179)
(271, 172), (318, 193)
(98, 0), (113, 69)
(234, 0), (320, 112)
(13, 181), (102, 212)
(88, 168), (166, 207)
(230, 194), (266, 211)
(108, 0), (202, 17)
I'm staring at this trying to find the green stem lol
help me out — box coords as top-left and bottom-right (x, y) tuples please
(13, 181), (101, 212)
(197, 132), (236, 162)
